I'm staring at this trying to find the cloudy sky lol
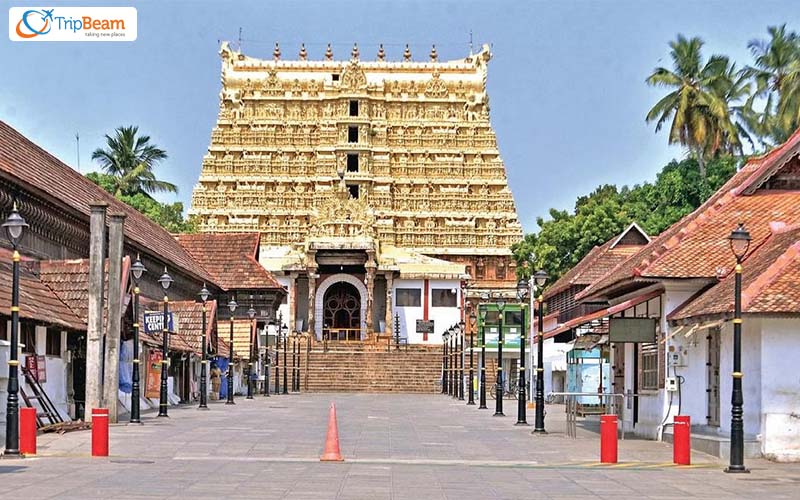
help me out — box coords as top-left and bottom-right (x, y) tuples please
(2, 0), (798, 232)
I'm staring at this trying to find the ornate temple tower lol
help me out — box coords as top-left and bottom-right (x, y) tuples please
(191, 42), (523, 343)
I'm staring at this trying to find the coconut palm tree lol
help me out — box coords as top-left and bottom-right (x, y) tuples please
(646, 35), (745, 176)
(91, 126), (176, 197)
(745, 24), (800, 145)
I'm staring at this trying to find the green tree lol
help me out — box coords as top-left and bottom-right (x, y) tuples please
(91, 125), (177, 197)
(86, 172), (196, 233)
(745, 24), (800, 145)
(512, 156), (739, 282)
(646, 35), (746, 175)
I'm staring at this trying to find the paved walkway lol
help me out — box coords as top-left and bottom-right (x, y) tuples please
(2, 394), (799, 499)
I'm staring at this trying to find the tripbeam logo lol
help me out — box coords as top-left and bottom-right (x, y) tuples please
(9, 7), (137, 41)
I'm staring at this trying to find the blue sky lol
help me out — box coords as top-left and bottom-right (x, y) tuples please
(1, 1), (798, 232)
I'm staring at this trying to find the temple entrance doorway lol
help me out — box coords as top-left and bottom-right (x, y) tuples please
(323, 281), (362, 342)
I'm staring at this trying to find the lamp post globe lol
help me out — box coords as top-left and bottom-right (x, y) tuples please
(198, 284), (210, 410)
(3, 203), (27, 456)
(157, 267), (173, 417)
(226, 298), (238, 404)
(726, 224), (751, 473)
(533, 269), (549, 434)
(129, 255), (146, 422)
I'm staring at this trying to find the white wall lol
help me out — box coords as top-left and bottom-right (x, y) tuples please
(19, 326), (70, 420)
(718, 318), (762, 437)
(393, 278), (461, 344)
(760, 318), (800, 461)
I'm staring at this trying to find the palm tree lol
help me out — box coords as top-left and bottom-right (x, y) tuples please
(91, 126), (176, 197)
(745, 25), (800, 145)
(646, 35), (744, 176)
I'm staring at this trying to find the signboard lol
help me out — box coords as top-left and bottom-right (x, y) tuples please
(143, 311), (175, 335)
(416, 320), (434, 334)
(25, 355), (47, 383)
(609, 317), (657, 343)
(145, 350), (162, 398)
(483, 326), (522, 349)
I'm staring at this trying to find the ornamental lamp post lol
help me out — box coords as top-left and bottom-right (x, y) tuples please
(274, 314), (282, 395)
(198, 284), (210, 410)
(226, 297), (238, 405)
(129, 255), (146, 421)
(157, 267), (173, 417)
(467, 310), (477, 405)
(532, 269), (549, 434)
(450, 326), (458, 399)
(246, 304), (256, 399)
(264, 320), (272, 397)
(726, 223), (751, 474)
(516, 278), (530, 426)
(282, 324), (289, 395)
(494, 294), (506, 416)
(3, 203), (28, 456)
(440, 328), (445, 396)
(479, 295), (489, 410)
(458, 320), (465, 401)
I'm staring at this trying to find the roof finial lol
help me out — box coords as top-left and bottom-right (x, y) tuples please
(273, 42), (281, 61)
(351, 43), (359, 60)
(403, 44), (412, 62)
(430, 44), (438, 62)
(299, 43), (307, 60)
(325, 43), (333, 61)
(377, 44), (385, 61)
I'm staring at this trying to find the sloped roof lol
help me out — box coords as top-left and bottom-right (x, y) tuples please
(139, 298), (230, 356)
(670, 224), (800, 321)
(176, 233), (282, 290)
(544, 223), (648, 300)
(0, 250), (85, 330)
(578, 129), (800, 300)
(0, 120), (213, 284)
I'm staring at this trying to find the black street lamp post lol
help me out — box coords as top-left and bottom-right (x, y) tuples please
(246, 305), (256, 399)
(726, 224), (751, 473)
(467, 311), (476, 405)
(458, 321), (465, 401)
(158, 268), (174, 417)
(3, 203), (28, 456)
(274, 314), (281, 395)
(198, 284), (210, 410)
(130, 255), (146, 421)
(479, 306), (488, 410)
(495, 295), (506, 416)
(442, 330), (448, 394)
(533, 270), (549, 433)
(516, 278), (530, 426)
(451, 327), (458, 399)
(226, 298), (238, 405)
(282, 324), (288, 395)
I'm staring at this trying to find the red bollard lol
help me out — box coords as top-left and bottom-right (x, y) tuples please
(673, 415), (691, 465)
(600, 414), (618, 464)
(19, 407), (37, 455)
(91, 408), (109, 457)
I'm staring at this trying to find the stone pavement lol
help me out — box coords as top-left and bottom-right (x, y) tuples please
(2, 394), (799, 499)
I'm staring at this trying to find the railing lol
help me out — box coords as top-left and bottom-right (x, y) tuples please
(322, 328), (362, 351)
(547, 392), (639, 440)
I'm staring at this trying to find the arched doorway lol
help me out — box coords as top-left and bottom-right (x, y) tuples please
(322, 282), (361, 342)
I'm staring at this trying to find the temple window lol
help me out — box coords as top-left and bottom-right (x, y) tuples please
(431, 288), (457, 307)
(348, 126), (359, 143)
(396, 288), (421, 307)
(347, 184), (360, 199)
(347, 153), (359, 172)
(496, 261), (506, 280)
(349, 100), (359, 116)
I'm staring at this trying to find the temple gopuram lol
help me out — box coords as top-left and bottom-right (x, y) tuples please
(190, 42), (522, 344)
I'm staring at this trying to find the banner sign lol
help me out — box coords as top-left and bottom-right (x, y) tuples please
(143, 311), (174, 335)
(483, 327), (522, 349)
(416, 320), (434, 334)
(145, 350), (162, 399)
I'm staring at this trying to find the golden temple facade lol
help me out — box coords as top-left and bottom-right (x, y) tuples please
(190, 42), (522, 341)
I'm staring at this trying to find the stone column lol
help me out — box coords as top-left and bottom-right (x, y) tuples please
(365, 255), (376, 338)
(385, 273), (394, 334)
(288, 273), (297, 333)
(85, 202), (108, 422)
(306, 250), (318, 338)
(103, 213), (125, 422)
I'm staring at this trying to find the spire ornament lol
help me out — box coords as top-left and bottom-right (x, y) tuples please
(430, 44), (438, 62)
(403, 44), (412, 62)
(325, 43), (333, 61)
(299, 43), (307, 60)
(377, 44), (385, 61)
(273, 42), (281, 61)
(351, 43), (360, 60)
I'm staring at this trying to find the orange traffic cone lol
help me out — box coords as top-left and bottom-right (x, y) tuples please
(320, 402), (344, 462)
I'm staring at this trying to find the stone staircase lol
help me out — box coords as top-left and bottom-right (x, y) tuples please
(287, 342), (444, 393)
